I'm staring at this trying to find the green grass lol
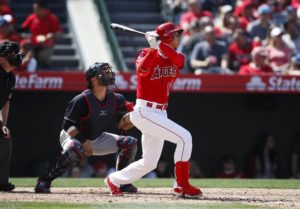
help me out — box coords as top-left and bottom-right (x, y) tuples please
(0, 202), (276, 209)
(11, 178), (300, 189)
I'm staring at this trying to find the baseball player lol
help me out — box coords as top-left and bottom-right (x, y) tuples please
(35, 62), (138, 193)
(105, 22), (202, 197)
(0, 41), (22, 192)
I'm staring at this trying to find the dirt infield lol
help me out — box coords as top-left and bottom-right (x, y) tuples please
(1, 187), (300, 208)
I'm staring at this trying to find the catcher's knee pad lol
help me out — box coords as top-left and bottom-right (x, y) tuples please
(63, 141), (85, 163)
(117, 136), (137, 163)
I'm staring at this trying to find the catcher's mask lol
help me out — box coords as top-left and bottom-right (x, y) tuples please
(0, 41), (22, 67)
(86, 62), (115, 88)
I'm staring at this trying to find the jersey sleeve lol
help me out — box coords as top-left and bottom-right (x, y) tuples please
(62, 94), (88, 131)
(22, 15), (32, 29)
(159, 42), (185, 69)
(135, 48), (155, 72)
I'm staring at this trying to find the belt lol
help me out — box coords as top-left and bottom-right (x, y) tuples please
(146, 102), (168, 110)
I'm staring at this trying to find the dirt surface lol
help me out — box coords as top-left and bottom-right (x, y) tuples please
(1, 187), (300, 208)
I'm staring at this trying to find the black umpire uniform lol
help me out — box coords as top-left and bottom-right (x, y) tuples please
(0, 41), (22, 192)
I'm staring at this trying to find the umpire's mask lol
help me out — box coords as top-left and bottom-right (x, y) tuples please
(0, 41), (22, 67)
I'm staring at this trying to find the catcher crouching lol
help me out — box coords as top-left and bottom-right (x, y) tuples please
(34, 62), (137, 194)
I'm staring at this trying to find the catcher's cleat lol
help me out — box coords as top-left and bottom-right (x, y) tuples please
(105, 177), (124, 196)
(34, 180), (51, 193)
(173, 184), (202, 198)
(0, 182), (15, 192)
(120, 183), (138, 193)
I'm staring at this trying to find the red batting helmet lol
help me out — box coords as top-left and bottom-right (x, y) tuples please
(156, 22), (183, 44)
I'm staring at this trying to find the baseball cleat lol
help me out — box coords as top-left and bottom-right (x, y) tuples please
(0, 182), (15, 192)
(173, 185), (203, 198)
(104, 177), (124, 196)
(34, 180), (51, 193)
(120, 183), (138, 193)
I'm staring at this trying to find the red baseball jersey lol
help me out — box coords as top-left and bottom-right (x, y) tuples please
(135, 42), (184, 104)
(22, 10), (62, 46)
(239, 63), (273, 75)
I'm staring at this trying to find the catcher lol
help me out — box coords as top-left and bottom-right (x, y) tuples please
(35, 62), (137, 193)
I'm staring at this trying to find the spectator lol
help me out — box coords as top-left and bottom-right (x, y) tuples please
(190, 25), (229, 74)
(266, 27), (292, 73)
(19, 38), (37, 72)
(0, 15), (20, 43)
(178, 18), (204, 73)
(161, 0), (188, 24)
(22, 0), (63, 69)
(78, 158), (93, 177)
(93, 162), (108, 178)
(290, 136), (300, 178)
(179, 0), (213, 36)
(271, 0), (292, 27)
(189, 160), (204, 178)
(286, 54), (300, 75)
(234, 0), (261, 18)
(236, 1), (256, 30)
(291, 0), (300, 8)
(228, 29), (254, 72)
(239, 46), (273, 74)
(202, 0), (235, 15)
(0, 0), (12, 17)
(215, 4), (240, 42)
(154, 160), (172, 178)
(282, 20), (300, 54)
(246, 132), (282, 178)
(292, 0), (300, 8)
(247, 4), (273, 41)
(216, 155), (243, 178)
(69, 166), (81, 178)
(69, 159), (94, 178)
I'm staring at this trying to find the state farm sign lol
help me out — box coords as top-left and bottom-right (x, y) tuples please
(15, 74), (63, 90)
(246, 76), (300, 92)
(14, 72), (300, 93)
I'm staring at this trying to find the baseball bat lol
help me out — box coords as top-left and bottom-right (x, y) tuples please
(110, 23), (145, 35)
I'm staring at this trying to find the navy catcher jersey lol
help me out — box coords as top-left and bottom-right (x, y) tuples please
(62, 89), (127, 141)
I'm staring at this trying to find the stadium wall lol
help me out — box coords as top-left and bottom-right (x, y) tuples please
(9, 91), (300, 178)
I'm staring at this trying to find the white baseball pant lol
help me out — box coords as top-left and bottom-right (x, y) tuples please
(109, 99), (193, 186)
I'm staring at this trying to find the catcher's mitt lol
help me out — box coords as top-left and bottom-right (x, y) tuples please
(118, 112), (134, 130)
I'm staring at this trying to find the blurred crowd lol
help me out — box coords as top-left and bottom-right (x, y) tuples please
(0, 0), (62, 71)
(59, 132), (300, 179)
(162, 0), (300, 75)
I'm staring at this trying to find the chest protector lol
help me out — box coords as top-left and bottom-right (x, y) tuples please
(80, 90), (116, 140)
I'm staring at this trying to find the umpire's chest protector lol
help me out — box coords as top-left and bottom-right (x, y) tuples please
(80, 90), (116, 140)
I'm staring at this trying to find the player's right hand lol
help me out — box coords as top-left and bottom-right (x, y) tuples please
(82, 140), (93, 157)
(145, 31), (160, 49)
(1, 126), (10, 139)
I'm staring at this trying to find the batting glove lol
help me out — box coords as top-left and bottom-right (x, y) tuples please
(145, 31), (160, 49)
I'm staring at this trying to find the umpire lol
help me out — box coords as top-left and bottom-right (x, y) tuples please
(0, 41), (22, 192)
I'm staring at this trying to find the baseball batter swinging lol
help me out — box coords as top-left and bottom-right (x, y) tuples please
(35, 62), (138, 193)
(106, 22), (202, 197)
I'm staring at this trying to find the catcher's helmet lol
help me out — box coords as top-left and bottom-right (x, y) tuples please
(156, 22), (183, 44)
(86, 62), (115, 87)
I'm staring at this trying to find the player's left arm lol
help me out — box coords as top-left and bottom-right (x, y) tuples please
(159, 42), (185, 69)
